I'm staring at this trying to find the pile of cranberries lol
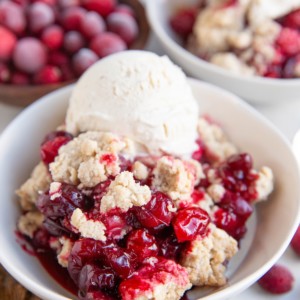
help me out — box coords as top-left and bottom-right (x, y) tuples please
(0, 0), (139, 85)
(170, 2), (300, 79)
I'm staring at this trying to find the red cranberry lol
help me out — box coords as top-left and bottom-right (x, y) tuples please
(276, 28), (300, 57)
(13, 37), (47, 74)
(32, 0), (57, 5)
(48, 51), (69, 66)
(0, 26), (16, 61)
(64, 31), (85, 54)
(61, 7), (86, 31)
(227, 153), (253, 173)
(33, 65), (62, 84)
(37, 184), (91, 217)
(79, 11), (105, 39)
(40, 131), (72, 164)
(192, 139), (204, 161)
(114, 4), (135, 17)
(82, 0), (116, 17)
(170, 8), (197, 39)
(258, 264), (294, 294)
(78, 263), (117, 294)
(58, 0), (80, 8)
(214, 208), (246, 240)
(158, 233), (183, 261)
(0, 62), (10, 83)
(172, 207), (210, 242)
(107, 12), (138, 45)
(79, 290), (113, 300)
(0, 1), (26, 34)
(126, 229), (158, 263)
(11, 71), (30, 85)
(282, 55), (300, 78)
(32, 227), (51, 249)
(102, 246), (134, 279)
(90, 32), (127, 58)
(264, 64), (282, 78)
(68, 238), (111, 284)
(135, 192), (174, 229)
(291, 225), (300, 255)
(61, 64), (75, 81)
(42, 25), (64, 50)
(43, 217), (74, 236)
(281, 8), (300, 30)
(28, 2), (55, 33)
(72, 48), (98, 75)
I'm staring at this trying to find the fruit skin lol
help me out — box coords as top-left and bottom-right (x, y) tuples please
(13, 37), (47, 74)
(64, 31), (85, 54)
(33, 65), (62, 84)
(82, 0), (116, 17)
(79, 11), (105, 39)
(72, 48), (98, 75)
(0, 26), (16, 61)
(0, 62), (10, 83)
(107, 12), (138, 45)
(42, 25), (64, 50)
(61, 6), (86, 31)
(276, 28), (300, 57)
(291, 225), (300, 255)
(11, 71), (30, 85)
(258, 264), (294, 294)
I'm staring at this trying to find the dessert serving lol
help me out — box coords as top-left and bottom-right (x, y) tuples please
(170, 0), (300, 79)
(16, 51), (274, 300)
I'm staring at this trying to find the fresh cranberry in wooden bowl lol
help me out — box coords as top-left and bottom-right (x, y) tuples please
(0, 0), (150, 106)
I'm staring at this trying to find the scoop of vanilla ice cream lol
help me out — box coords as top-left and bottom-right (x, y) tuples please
(66, 51), (199, 157)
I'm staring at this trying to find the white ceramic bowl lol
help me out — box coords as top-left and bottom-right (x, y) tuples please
(146, 0), (300, 104)
(0, 80), (300, 300)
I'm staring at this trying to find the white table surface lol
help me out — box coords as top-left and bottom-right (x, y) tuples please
(1, 34), (300, 300)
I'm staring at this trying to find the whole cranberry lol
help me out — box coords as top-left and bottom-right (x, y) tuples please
(61, 6), (86, 31)
(90, 32), (127, 58)
(78, 263), (117, 294)
(40, 131), (72, 164)
(79, 11), (105, 39)
(13, 37), (47, 74)
(126, 229), (158, 263)
(0, 62), (10, 83)
(42, 25), (64, 50)
(82, 0), (116, 17)
(135, 192), (174, 229)
(114, 4), (135, 17)
(28, 2), (55, 33)
(0, 26), (17, 61)
(11, 71), (30, 85)
(73, 48), (98, 75)
(107, 12), (138, 45)
(0, 1), (26, 34)
(33, 65), (62, 84)
(64, 31), (85, 54)
(172, 207), (210, 242)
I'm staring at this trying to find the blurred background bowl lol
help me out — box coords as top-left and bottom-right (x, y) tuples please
(0, 0), (150, 107)
(146, 0), (300, 104)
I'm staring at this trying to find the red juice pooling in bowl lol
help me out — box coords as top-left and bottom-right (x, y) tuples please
(15, 52), (274, 300)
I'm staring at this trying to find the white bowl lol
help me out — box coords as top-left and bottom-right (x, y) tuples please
(146, 0), (300, 104)
(0, 80), (300, 300)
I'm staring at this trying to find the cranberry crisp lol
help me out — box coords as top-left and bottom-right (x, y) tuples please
(170, 0), (300, 79)
(17, 117), (274, 299)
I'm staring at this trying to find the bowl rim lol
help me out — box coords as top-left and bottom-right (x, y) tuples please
(0, 80), (300, 300)
(146, 0), (300, 87)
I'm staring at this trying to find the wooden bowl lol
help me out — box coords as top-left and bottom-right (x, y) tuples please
(0, 0), (150, 107)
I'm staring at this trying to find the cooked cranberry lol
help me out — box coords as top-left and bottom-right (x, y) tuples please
(283, 55), (300, 78)
(227, 153), (253, 173)
(32, 227), (51, 249)
(43, 217), (74, 236)
(102, 247), (134, 279)
(92, 179), (111, 201)
(126, 229), (158, 263)
(276, 28), (300, 57)
(125, 209), (141, 229)
(135, 192), (174, 229)
(79, 290), (113, 300)
(40, 131), (73, 164)
(214, 208), (247, 240)
(170, 8), (197, 39)
(172, 207), (210, 242)
(78, 263), (117, 294)
(281, 8), (300, 30)
(158, 233), (183, 261)
(37, 184), (92, 217)
(68, 238), (112, 283)
(192, 139), (204, 161)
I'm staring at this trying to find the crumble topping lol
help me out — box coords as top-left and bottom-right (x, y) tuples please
(152, 156), (203, 205)
(50, 132), (127, 187)
(18, 211), (44, 238)
(49, 182), (62, 200)
(71, 208), (106, 241)
(180, 224), (238, 286)
(100, 171), (151, 213)
(57, 237), (73, 268)
(16, 162), (51, 211)
(198, 118), (237, 162)
(132, 161), (149, 181)
(254, 166), (274, 202)
(207, 183), (226, 203)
